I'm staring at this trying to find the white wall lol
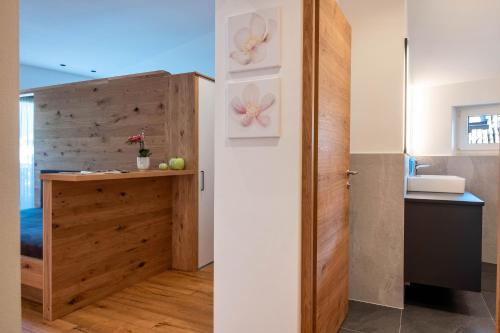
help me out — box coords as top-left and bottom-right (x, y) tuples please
(0, 0), (21, 332)
(407, 0), (500, 156)
(20, 64), (93, 90)
(408, 0), (500, 87)
(214, 1), (302, 332)
(338, 0), (407, 154)
(408, 77), (500, 156)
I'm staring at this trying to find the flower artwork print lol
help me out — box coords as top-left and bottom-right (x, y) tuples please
(227, 78), (281, 138)
(228, 7), (281, 72)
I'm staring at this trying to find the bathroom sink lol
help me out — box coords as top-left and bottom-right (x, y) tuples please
(407, 175), (466, 194)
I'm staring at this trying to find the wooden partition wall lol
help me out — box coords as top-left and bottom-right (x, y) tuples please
(41, 171), (197, 320)
(20, 71), (206, 319)
(25, 71), (200, 207)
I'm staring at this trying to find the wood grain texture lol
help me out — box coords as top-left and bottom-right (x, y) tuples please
(23, 264), (213, 333)
(40, 169), (195, 182)
(172, 175), (199, 271)
(21, 71), (170, 95)
(43, 180), (53, 320)
(21, 256), (43, 289)
(21, 285), (43, 304)
(165, 73), (200, 271)
(301, 0), (319, 331)
(31, 71), (203, 209)
(32, 71), (171, 207)
(28, 71), (204, 320)
(315, 3), (351, 332)
(165, 73), (199, 172)
(43, 177), (176, 320)
(302, 1), (352, 332)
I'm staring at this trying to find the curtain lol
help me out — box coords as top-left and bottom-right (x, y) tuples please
(19, 95), (34, 210)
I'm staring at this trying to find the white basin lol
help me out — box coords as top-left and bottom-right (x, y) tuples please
(407, 175), (466, 194)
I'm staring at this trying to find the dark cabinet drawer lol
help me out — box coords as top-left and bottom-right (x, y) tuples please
(404, 196), (483, 292)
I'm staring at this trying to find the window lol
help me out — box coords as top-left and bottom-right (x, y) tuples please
(456, 103), (500, 152)
(20, 94), (35, 209)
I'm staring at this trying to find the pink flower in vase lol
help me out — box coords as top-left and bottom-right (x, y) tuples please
(126, 130), (151, 157)
(126, 134), (144, 144)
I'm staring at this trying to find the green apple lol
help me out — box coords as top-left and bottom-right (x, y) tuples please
(158, 162), (169, 170)
(168, 157), (185, 170)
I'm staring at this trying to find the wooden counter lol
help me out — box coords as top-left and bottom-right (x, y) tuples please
(40, 169), (195, 182)
(42, 169), (198, 320)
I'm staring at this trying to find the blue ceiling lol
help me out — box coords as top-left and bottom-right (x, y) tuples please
(20, 0), (215, 78)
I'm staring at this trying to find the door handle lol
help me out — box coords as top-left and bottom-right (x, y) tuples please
(200, 170), (205, 192)
(346, 170), (359, 189)
(346, 170), (359, 176)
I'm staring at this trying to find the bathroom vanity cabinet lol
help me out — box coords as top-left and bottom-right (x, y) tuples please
(404, 192), (484, 292)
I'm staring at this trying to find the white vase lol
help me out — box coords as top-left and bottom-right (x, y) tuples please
(137, 157), (150, 170)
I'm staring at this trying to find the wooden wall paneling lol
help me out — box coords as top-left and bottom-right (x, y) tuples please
(43, 180), (53, 320)
(21, 285), (43, 304)
(21, 71), (170, 95)
(172, 175), (199, 271)
(164, 73), (199, 170)
(302, 0), (352, 332)
(29, 70), (201, 320)
(165, 73), (199, 271)
(43, 177), (174, 320)
(33, 72), (171, 207)
(21, 256), (43, 289)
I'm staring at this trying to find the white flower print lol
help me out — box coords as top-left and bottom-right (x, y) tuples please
(230, 13), (277, 66)
(231, 83), (276, 127)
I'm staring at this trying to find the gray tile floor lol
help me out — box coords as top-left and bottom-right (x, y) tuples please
(341, 263), (496, 333)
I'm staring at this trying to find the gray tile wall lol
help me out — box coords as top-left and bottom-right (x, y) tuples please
(415, 156), (498, 264)
(348, 154), (498, 309)
(348, 153), (406, 308)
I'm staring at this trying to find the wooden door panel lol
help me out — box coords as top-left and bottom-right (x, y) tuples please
(302, 0), (352, 332)
(316, 3), (352, 333)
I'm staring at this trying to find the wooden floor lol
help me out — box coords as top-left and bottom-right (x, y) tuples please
(22, 265), (213, 333)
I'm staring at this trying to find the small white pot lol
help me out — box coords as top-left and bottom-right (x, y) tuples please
(137, 157), (150, 170)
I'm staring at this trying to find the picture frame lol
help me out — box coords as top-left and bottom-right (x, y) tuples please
(227, 7), (281, 73)
(227, 77), (281, 138)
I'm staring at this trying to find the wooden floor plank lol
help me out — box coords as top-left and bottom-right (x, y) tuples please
(22, 265), (214, 333)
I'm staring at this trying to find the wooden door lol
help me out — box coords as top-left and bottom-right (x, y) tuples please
(302, 1), (352, 332)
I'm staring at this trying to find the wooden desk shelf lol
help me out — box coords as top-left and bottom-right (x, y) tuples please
(42, 172), (197, 320)
(40, 170), (196, 182)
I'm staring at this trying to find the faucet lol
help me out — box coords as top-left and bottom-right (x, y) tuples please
(411, 159), (432, 176)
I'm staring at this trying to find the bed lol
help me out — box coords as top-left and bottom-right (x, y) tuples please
(20, 170), (71, 303)
(21, 208), (43, 259)
(20, 208), (44, 303)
